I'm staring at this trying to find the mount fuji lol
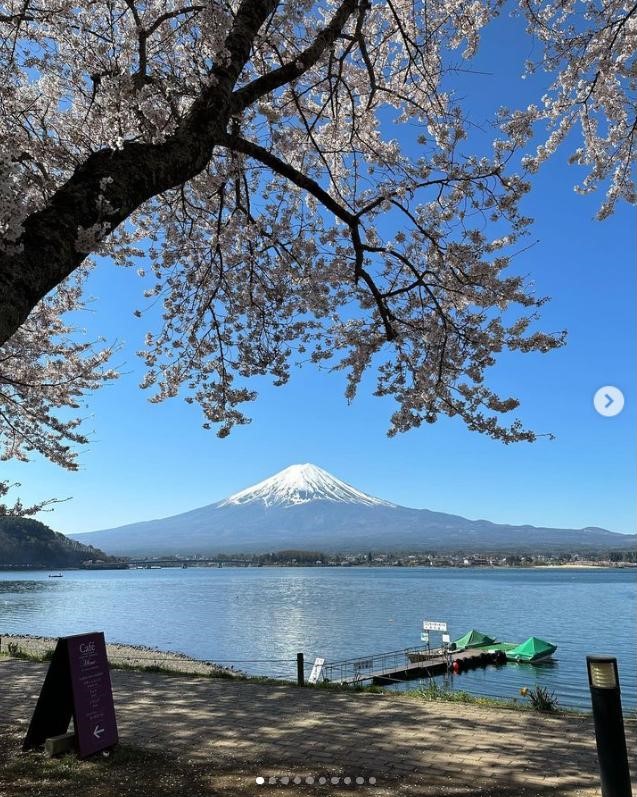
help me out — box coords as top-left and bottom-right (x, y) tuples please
(218, 463), (393, 509)
(68, 463), (633, 556)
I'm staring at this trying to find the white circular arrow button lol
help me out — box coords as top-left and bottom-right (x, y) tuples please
(593, 386), (624, 417)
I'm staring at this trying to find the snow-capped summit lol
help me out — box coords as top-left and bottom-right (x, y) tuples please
(218, 463), (394, 509)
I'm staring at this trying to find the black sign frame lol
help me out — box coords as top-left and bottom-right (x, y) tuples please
(23, 632), (118, 758)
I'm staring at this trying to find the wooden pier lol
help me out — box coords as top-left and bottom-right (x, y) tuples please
(323, 647), (489, 685)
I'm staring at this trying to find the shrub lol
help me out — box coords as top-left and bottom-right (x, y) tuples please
(527, 685), (559, 712)
(6, 642), (20, 656)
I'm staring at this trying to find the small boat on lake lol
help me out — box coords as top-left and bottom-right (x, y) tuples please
(452, 629), (498, 650)
(505, 636), (557, 663)
(48, 573), (63, 578)
(451, 629), (557, 664)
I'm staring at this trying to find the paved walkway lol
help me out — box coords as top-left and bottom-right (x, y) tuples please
(1, 658), (635, 795)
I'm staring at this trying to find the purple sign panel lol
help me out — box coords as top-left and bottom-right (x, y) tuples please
(66, 632), (118, 757)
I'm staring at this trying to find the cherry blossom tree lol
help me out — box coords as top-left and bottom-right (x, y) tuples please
(0, 0), (634, 482)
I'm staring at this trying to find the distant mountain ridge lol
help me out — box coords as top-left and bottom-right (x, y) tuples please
(68, 463), (634, 556)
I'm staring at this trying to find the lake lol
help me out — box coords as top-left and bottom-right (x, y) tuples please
(1, 566), (635, 711)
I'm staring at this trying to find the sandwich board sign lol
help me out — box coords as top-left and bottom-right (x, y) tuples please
(23, 632), (118, 758)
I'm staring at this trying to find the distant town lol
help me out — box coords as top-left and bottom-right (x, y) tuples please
(71, 547), (637, 571)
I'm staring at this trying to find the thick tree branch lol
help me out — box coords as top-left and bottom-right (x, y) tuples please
(219, 132), (356, 225)
(0, 0), (279, 346)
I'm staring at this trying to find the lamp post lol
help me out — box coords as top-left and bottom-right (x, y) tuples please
(586, 655), (633, 797)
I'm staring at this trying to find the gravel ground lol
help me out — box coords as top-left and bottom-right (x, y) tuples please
(0, 633), (244, 678)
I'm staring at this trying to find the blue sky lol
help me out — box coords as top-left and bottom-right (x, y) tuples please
(4, 12), (635, 537)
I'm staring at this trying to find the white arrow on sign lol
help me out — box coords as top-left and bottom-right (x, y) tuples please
(93, 725), (105, 739)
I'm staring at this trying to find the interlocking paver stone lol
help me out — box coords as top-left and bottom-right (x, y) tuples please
(1, 657), (635, 795)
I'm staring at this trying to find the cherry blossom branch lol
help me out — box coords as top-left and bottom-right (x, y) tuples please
(122, 0), (206, 84)
(218, 130), (397, 339)
(0, 481), (67, 517)
(231, 0), (358, 112)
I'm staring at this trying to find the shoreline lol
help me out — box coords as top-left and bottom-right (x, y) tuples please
(0, 633), (244, 678)
(1, 562), (634, 572)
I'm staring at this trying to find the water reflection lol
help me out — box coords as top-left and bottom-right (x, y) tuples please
(0, 567), (634, 709)
(0, 580), (55, 594)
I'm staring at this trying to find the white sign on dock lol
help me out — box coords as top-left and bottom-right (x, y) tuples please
(442, 633), (450, 644)
(421, 632), (429, 643)
(308, 657), (325, 684)
(423, 620), (447, 632)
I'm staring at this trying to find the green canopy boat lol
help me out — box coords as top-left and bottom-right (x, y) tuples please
(505, 636), (557, 663)
(453, 629), (497, 651)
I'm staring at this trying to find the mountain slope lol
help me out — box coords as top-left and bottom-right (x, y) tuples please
(0, 516), (113, 568)
(68, 463), (634, 556)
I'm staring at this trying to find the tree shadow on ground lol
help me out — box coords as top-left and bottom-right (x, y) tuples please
(0, 730), (601, 797)
(109, 669), (630, 794)
(3, 661), (636, 796)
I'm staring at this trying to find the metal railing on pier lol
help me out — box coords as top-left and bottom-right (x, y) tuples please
(322, 644), (448, 684)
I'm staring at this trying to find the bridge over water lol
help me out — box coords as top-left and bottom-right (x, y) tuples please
(126, 558), (256, 568)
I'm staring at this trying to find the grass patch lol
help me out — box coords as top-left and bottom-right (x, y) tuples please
(407, 680), (587, 715)
(3, 643), (55, 663)
(312, 680), (386, 694)
(108, 660), (242, 679)
(1, 732), (203, 797)
(408, 681), (524, 710)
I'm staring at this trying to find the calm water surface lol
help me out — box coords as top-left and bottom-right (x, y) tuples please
(1, 567), (635, 710)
